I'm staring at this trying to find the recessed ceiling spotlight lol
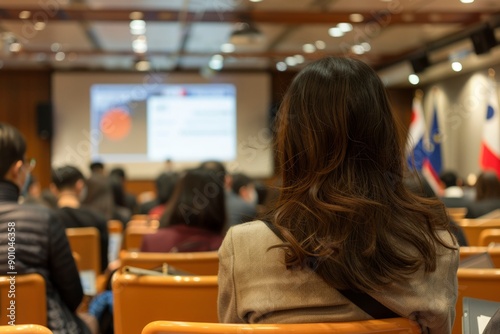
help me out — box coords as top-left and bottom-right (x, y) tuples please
(337, 23), (353, 33)
(302, 43), (316, 53)
(34, 22), (46, 31)
(51, 43), (61, 52)
(351, 45), (365, 55)
(130, 20), (146, 35)
(276, 62), (287, 71)
(349, 13), (364, 23)
(250, 0), (263, 2)
(19, 11), (31, 19)
(451, 61), (463, 72)
(132, 38), (148, 53)
(285, 56), (297, 66)
(361, 42), (371, 52)
(209, 55), (224, 71)
(460, 0), (474, 3)
(135, 60), (151, 71)
(315, 40), (326, 49)
(408, 74), (420, 85)
(55, 51), (66, 61)
(9, 42), (22, 53)
(220, 43), (235, 53)
(294, 55), (305, 64)
(328, 27), (344, 37)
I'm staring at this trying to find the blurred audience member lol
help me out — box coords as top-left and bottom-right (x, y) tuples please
(52, 165), (109, 272)
(141, 169), (225, 252)
(81, 172), (114, 221)
(90, 161), (105, 175)
(229, 173), (258, 225)
(466, 171), (500, 218)
(109, 174), (132, 225)
(109, 167), (137, 214)
(439, 170), (472, 211)
(148, 172), (179, 218)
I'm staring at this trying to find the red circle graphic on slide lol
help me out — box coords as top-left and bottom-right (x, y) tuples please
(100, 108), (131, 141)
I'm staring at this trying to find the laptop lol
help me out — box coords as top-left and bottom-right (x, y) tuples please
(459, 252), (495, 269)
(463, 297), (500, 334)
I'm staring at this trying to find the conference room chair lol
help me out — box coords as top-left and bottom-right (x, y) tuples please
(108, 219), (124, 263)
(456, 219), (500, 246)
(478, 228), (500, 247)
(0, 325), (53, 333)
(66, 227), (101, 295)
(460, 246), (500, 267)
(119, 250), (219, 275)
(446, 207), (468, 221)
(0, 274), (46, 326)
(452, 267), (500, 334)
(112, 271), (218, 334)
(123, 225), (157, 251)
(141, 319), (421, 334)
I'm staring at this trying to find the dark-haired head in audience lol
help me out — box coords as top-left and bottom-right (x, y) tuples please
(148, 172), (179, 218)
(476, 171), (500, 201)
(199, 160), (226, 186)
(217, 57), (459, 329)
(109, 166), (137, 214)
(140, 168), (225, 252)
(90, 161), (105, 175)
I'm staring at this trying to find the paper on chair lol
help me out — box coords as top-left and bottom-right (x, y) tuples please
(478, 315), (491, 333)
(80, 270), (97, 296)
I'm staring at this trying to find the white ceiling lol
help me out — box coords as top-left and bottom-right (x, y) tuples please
(0, 0), (499, 86)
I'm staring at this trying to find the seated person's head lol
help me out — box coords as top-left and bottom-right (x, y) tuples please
(231, 173), (258, 205)
(440, 171), (459, 189)
(51, 165), (85, 194)
(109, 167), (126, 182)
(156, 172), (179, 204)
(0, 123), (29, 190)
(199, 160), (227, 188)
(90, 161), (105, 175)
(476, 171), (500, 201)
(160, 168), (225, 234)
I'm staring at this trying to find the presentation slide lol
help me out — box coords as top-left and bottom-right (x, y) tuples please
(90, 84), (236, 162)
(52, 72), (272, 179)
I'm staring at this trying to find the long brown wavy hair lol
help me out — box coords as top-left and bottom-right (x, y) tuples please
(270, 56), (454, 292)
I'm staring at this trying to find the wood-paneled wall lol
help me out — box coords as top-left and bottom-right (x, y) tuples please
(0, 70), (52, 188)
(0, 70), (413, 195)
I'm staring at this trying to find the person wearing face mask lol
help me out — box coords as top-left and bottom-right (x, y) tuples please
(0, 123), (97, 333)
(51, 165), (109, 273)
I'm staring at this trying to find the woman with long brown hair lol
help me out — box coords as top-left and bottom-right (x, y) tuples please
(217, 56), (458, 333)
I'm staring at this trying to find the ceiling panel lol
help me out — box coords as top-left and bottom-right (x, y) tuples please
(184, 23), (233, 53)
(85, 0), (185, 10)
(0, 21), (94, 50)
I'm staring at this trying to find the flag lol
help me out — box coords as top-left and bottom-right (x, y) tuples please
(422, 104), (444, 196)
(406, 96), (426, 171)
(480, 77), (500, 176)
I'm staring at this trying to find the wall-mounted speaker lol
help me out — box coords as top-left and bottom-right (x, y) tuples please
(410, 53), (430, 74)
(36, 102), (53, 139)
(471, 25), (497, 55)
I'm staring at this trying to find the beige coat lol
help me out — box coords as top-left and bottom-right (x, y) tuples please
(218, 220), (459, 334)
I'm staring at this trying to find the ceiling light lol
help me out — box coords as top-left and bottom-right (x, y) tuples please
(451, 61), (462, 72)
(129, 11), (144, 20)
(294, 55), (305, 64)
(132, 37), (148, 53)
(337, 23), (353, 33)
(302, 43), (316, 53)
(130, 20), (146, 35)
(315, 40), (326, 49)
(209, 54), (224, 70)
(285, 56), (297, 66)
(34, 22), (46, 31)
(220, 43), (235, 53)
(51, 43), (61, 52)
(460, 0), (474, 3)
(249, 0), (263, 2)
(361, 42), (371, 52)
(135, 59), (151, 71)
(351, 45), (365, 55)
(9, 42), (21, 52)
(349, 13), (364, 23)
(19, 11), (31, 19)
(229, 22), (263, 44)
(276, 62), (287, 71)
(55, 52), (65, 61)
(328, 27), (344, 37)
(408, 74), (420, 85)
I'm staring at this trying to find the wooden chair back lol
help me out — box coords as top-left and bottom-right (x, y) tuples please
(478, 228), (500, 247)
(460, 246), (500, 268)
(108, 220), (124, 263)
(0, 274), (46, 326)
(112, 272), (218, 334)
(66, 227), (101, 295)
(0, 325), (53, 333)
(124, 225), (157, 251)
(447, 207), (467, 221)
(119, 251), (219, 275)
(141, 319), (421, 334)
(453, 268), (500, 334)
(457, 219), (500, 246)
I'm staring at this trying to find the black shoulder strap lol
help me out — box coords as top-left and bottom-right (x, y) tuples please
(262, 220), (399, 319)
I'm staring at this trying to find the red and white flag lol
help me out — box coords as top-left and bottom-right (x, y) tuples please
(480, 77), (500, 176)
